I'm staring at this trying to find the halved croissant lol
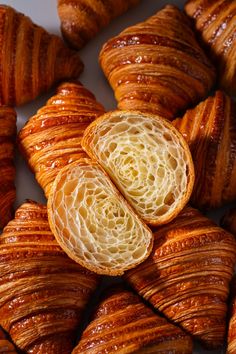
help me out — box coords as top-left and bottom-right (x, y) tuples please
(0, 106), (16, 228)
(227, 277), (236, 354)
(73, 287), (193, 354)
(47, 158), (153, 275)
(125, 206), (236, 349)
(58, 0), (140, 49)
(82, 110), (195, 226)
(18, 81), (105, 198)
(99, 5), (215, 119)
(0, 201), (99, 353)
(0, 5), (83, 106)
(221, 209), (236, 235)
(173, 91), (236, 210)
(0, 327), (16, 354)
(185, 0), (236, 95)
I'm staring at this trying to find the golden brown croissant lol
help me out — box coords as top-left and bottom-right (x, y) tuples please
(227, 277), (236, 354)
(0, 327), (16, 354)
(125, 206), (236, 349)
(0, 106), (16, 228)
(99, 5), (215, 119)
(18, 81), (105, 198)
(0, 201), (99, 354)
(173, 91), (236, 210)
(73, 287), (193, 354)
(0, 5), (83, 106)
(221, 209), (236, 235)
(58, 0), (140, 49)
(185, 0), (236, 95)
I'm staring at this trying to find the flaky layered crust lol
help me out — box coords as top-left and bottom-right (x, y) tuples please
(227, 277), (236, 353)
(0, 5), (83, 106)
(0, 201), (99, 354)
(0, 327), (16, 353)
(173, 91), (236, 210)
(48, 158), (153, 276)
(73, 287), (193, 354)
(125, 206), (236, 349)
(82, 110), (195, 226)
(99, 5), (215, 119)
(18, 82), (105, 198)
(58, 0), (140, 49)
(185, 0), (236, 95)
(0, 106), (16, 228)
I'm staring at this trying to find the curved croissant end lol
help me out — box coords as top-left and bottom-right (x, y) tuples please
(0, 5), (83, 106)
(82, 110), (195, 226)
(73, 287), (193, 353)
(99, 5), (215, 119)
(0, 106), (16, 229)
(0, 201), (99, 354)
(185, 0), (236, 95)
(58, 0), (140, 49)
(0, 327), (16, 353)
(125, 206), (236, 349)
(18, 81), (105, 198)
(173, 91), (236, 210)
(47, 158), (153, 276)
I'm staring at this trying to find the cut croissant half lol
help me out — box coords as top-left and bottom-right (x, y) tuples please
(0, 327), (16, 354)
(185, 0), (236, 95)
(173, 91), (236, 210)
(48, 158), (153, 276)
(0, 5), (83, 106)
(0, 106), (16, 228)
(82, 110), (195, 226)
(73, 287), (193, 354)
(0, 201), (99, 354)
(18, 81), (105, 198)
(99, 5), (215, 119)
(125, 206), (236, 349)
(58, 0), (140, 49)
(227, 277), (236, 354)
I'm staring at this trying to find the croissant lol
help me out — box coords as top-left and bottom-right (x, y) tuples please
(185, 0), (236, 95)
(0, 106), (16, 228)
(0, 5), (83, 106)
(82, 110), (195, 226)
(227, 277), (236, 354)
(73, 287), (193, 353)
(221, 209), (236, 235)
(48, 158), (153, 275)
(57, 0), (140, 49)
(0, 327), (16, 354)
(173, 91), (236, 210)
(18, 81), (105, 198)
(125, 206), (236, 349)
(0, 201), (99, 353)
(99, 5), (215, 119)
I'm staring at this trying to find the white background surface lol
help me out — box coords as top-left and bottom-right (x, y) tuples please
(1, 0), (229, 353)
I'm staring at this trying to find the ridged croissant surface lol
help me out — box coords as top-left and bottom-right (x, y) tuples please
(227, 277), (236, 354)
(82, 110), (195, 226)
(18, 81), (105, 198)
(185, 0), (236, 95)
(0, 327), (16, 353)
(0, 201), (99, 354)
(58, 0), (140, 49)
(0, 106), (16, 228)
(99, 5), (215, 119)
(48, 158), (153, 275)
(0, 5), (83, 106)
(73, 287), (193, 354)
(173, 91), (236, 210)
(125, 206), (236, 349)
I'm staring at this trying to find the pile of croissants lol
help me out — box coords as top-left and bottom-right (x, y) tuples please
(0, 0), (235, 353)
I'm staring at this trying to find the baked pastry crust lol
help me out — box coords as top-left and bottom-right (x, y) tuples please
(173, 91), (236, 210)
(0, 326), (16, 353)
(185, 0), (236, 95)
(0, 200), (99, 353)
(125, 206), (236, 349)
(99, 5), (215, 119)
(58, 0), (140, 49)
(82, 110), (195, 226)
(0, 106), (16, 229)
(221, 209), (236, 236)
(0, 5), (83, 106)
(73, 287), (193, 354)
(227, 277), (236, 354)
(47, 158), (153, 276)
(18, 81), (105, 198)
